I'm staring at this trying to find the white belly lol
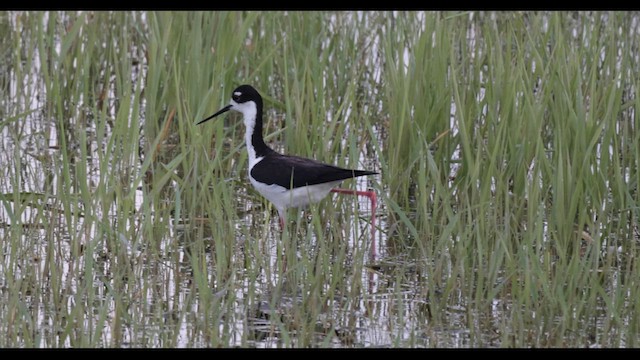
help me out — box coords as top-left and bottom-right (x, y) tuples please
(250, 176), (342, 214)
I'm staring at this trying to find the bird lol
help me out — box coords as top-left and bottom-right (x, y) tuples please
(197, 84), (378, 243)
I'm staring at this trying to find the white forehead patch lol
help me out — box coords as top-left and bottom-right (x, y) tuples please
(234, 91), (242, 96)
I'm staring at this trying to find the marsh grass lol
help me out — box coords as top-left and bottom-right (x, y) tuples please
(1, 10), (639, 347)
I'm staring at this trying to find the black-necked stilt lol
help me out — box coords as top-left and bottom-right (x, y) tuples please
(197, 84), (378, 243)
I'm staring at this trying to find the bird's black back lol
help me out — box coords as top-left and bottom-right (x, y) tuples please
(251, 152), (378, 190)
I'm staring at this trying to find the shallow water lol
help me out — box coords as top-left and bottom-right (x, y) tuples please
(1, 11), (639, 348)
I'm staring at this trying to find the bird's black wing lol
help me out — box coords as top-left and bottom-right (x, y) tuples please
(251, 153), (377, 190)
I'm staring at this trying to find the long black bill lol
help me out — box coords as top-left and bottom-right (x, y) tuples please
(196, 104), (232, 125)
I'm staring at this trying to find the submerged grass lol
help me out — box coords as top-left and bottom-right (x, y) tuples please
(1, 10), (639, 347)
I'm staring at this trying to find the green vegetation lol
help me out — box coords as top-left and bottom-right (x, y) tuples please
(0, 11), (638, 347)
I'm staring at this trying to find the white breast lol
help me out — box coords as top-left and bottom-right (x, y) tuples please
(249, 173), (342, 216)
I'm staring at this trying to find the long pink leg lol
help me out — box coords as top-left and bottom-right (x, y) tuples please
(330, 188), (377, 261)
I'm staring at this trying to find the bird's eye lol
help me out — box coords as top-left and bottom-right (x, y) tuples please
(232, 92), (241, 102)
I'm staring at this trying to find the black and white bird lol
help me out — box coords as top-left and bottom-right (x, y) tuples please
(197, 84), (378, 236)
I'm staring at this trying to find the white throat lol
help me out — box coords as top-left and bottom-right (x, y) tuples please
(230, 100), (261, 169)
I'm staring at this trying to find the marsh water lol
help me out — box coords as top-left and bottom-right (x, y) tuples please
(1, 11), (639, 347)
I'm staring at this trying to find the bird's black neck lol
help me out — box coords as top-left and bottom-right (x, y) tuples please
(251, 100), (273, 158)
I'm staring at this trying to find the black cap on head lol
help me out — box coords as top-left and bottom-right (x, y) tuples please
(230, 84), (261, 104)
